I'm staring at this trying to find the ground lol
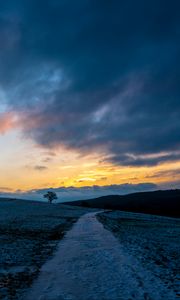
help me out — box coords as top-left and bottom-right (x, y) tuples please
(98, 210), (180, 298)
(0, 198), (89, 300)
(24, 211), (179, 300)
(0, 199), (179, 299)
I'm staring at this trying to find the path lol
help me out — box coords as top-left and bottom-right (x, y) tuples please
(25, 212), (175, 300)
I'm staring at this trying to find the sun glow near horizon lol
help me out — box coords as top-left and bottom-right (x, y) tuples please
(0, 0), (180, 197)
(0, 128), (180, 194)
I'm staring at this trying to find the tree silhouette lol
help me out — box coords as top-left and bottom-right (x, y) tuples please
(43, 191), (58, 204)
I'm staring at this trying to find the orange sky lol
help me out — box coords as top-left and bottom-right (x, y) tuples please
(0, 1), (180, 198)
(0, 128), (180, 193)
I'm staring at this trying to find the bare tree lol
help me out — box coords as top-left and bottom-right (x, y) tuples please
(43, 191), (58, 204)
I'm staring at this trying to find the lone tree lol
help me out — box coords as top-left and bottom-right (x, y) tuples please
(44, 191), (58, 204)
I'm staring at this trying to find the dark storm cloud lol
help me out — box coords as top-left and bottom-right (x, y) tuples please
(106, 152), (180, 167)
(0, 0), (180, 166)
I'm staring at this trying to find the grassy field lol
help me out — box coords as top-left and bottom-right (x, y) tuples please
(98, 210), (180, 298)
(0, 198), (89, 299)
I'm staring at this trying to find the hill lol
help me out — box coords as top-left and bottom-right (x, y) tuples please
(66, 189), (180, 218)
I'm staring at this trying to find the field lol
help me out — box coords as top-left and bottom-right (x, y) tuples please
(0, 198), (89, 300)
(98, 210), (180, 298)
(0, 198), (179, 299)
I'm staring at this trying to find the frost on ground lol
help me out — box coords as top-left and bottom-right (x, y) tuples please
(24, 211), (178, 300)
(0, 198), (89, 300)
(98, 210), (180, 299)
(1, 199), (179, 300)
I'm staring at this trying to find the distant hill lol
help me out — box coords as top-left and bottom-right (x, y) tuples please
(66, 189), (180, 218)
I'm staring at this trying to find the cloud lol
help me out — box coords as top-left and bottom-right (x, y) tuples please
(0, 1), (180, 166)
(24, 165), (48, 171)
(34, 165), (48, 171)
(0, 186), (13, 192)
(106, 152), (180, 167)
(146, 168), (180, 179)
(0, 182), (158, 202)
(0, 112), (16, 134)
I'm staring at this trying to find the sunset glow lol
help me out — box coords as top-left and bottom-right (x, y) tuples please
(0, 1), (179, 200)
(0, 127), (180, 195)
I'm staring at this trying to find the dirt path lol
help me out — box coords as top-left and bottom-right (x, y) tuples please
(24, 212), (175, 300)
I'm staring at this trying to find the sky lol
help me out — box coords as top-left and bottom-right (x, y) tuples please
(0, 0), (180, 201)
